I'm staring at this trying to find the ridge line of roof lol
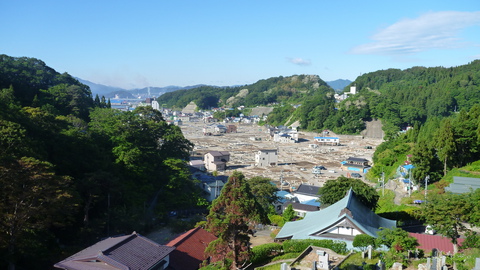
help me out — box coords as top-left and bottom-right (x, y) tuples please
(167, 227), (201, 247)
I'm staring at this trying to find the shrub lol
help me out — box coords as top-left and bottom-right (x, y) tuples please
(250, 243), (283, 265)
(268, 214), (285, 227)
(352, 234), (376, 251)
(282, 239), (348, 254)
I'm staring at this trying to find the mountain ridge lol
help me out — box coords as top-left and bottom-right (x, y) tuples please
(76, 77), (350, 98)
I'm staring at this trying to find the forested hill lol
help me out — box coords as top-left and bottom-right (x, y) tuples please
(0, 55), (202, 269)
(263, 60), (480, 135)
(344, 60), (480, 137)
(356, 60), (480, 187)
(155, 74), (335, 110)
(0, 54), (94, 119)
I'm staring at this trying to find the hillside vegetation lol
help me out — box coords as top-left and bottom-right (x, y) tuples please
(0, 55), (203, 269)
(158, 61), (480, 137)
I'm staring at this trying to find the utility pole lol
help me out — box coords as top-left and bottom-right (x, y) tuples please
(424, 175), (430, 200)
(381, 172), (385, 196)
(408, 168), (412, 197)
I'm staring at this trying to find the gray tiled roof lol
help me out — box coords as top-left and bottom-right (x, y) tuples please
(284, 202), (319, 212)
(54, 232), (175, 270)
(295, 184), (320, 196)
(345, 157), (369, 163)
(445, 176), (480, 194)
(207, 151), (230, 157)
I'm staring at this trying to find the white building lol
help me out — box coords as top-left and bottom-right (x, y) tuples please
(273, 132), (298, 143)
(313, 137), (340, 145)
(204, 151), (230, 171)
(255, 149), (278, 167)
(151, 100), (160, 110)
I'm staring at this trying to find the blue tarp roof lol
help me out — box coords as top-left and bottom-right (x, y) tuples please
(402, 164), (415, 170)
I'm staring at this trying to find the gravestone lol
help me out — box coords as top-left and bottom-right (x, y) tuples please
(441, 256), (446, 267)
(377, 260), (385, 270)
(391, 262), (403, 270)
(317, 250), (329, 269)
(367, 245), (372, 259)
(281, 262), (289, 270)
(418, 263), (428, 270)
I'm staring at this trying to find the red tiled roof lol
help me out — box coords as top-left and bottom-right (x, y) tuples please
(409, 233), (465, 254)
(166, 227), (217, 270)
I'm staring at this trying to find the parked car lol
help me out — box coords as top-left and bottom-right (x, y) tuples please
(350, 173), (362, 178)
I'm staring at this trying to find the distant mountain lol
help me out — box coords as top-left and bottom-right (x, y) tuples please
(126, 85), (209, 99)
(77, 76), (352, 99)
(75, 78), (127, 96)
(76, 77), (210, 99)
(326, 79), (352, 92)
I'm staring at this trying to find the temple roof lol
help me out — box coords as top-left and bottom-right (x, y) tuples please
(276, 189), (396, 240)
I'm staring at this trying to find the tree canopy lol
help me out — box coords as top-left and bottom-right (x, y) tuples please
(421, 192), (470, 254)
(205, 171), (262, 269)
(0, 55), (204, 269)
(318, 176), (379, 210)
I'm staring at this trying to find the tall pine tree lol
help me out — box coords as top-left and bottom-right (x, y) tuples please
(204, 171), (261, 269)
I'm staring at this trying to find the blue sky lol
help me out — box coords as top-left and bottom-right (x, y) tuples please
(1, 1), (479, 89)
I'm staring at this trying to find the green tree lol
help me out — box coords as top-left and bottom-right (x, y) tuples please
(410, 138), (442, 185)
(375, 227), (419, 252)
(282, 204), (296, 222)
(318, 176), (379, 210)
(467, 188), (480, 228)
(353, 234), (376, 252)
(94, 94), (101, 107)
(434, 118), (456, 176)
(422, 192), (469, 254)
(247, 176), (278, 221)
(205, 171), (262, 269)
(0, 157), (76, 270)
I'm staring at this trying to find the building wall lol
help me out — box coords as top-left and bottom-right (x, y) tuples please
(326, 226), (361, 236)
(255, 150), (278, 166)
(204, 153), (229, 171)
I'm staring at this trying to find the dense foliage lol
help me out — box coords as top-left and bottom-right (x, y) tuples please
(282, 239), (348, 254)
(156, 75), (332, 111)
(421, 192), (469, 254)
(247, 176), (279, 221)
(156, 60), (480, 137)
(205, 171), (262, 270)
(369, 103), (480, 183)
(318, 176), (380, 210)
(0, 55), (203, 269)
(352, 234), (377, 251)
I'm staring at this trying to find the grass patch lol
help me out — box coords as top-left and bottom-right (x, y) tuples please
(376, 189), (417, 213)
(338, 251), (380, 270)
(454, 248), (480, 270)
(255, 263), (285, 270)
(270, 252), (300, 261)
(443, 160), (480, 184)
(254, 253), (298, 270)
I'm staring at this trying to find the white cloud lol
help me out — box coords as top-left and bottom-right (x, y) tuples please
(350, 11), (480, 55)
(288, 57), (312, 66)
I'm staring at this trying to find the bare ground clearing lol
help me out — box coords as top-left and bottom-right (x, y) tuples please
(181, 121), (384, 189)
